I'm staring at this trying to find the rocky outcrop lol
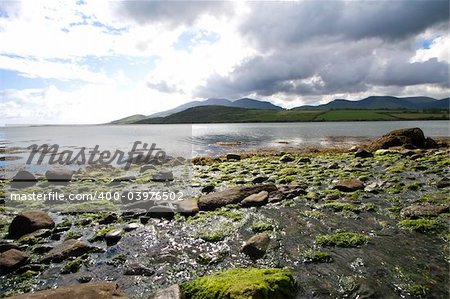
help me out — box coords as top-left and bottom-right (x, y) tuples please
(0, 249), (29, 275)
(6, 282), (129, 299)
(367, 128), (438, 151)
(8, 211), (55, 239)
(198, 184), (278, 210)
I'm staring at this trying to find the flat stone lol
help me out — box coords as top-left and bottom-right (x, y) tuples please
(6, 282), (130, 299)
(241, 191), (269, 207)
(333, 179), (364, 192)
(151, 171), (174, 182)
(123, 263), (154, 276)
(400, 204), (449, 219)
(8, 211), (55, 239)
(242, 233), (270, 260)
(0, 249), (29, 275)
(42, 239), (95, 263)
(147, 206), (175, 220)
(198, 184), (278, 210)
(148, 285), (184, 299)
(123, 223), (140, 232)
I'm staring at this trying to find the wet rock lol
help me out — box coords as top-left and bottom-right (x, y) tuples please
(242, 191), (269, 207)
(201, 185), (215, 193)
(436, 177), (450, 188)
(334, 179), (364, 192)
(8, 211), (55, 239)
(325, 194), (340, 201)
(268, 192), (285, 203)
(33, 245), (54, 254)
(123, 263), (154, 276)
(152, 171), (174, 182)
(6, 282), (130, 299)
(105, 229), (123, 245)
(198, 184), (278, 210)
(400, 204), (449, 219)
(252, 176), (269, 184)
(10, 170), (37, 188)
(280, 154), (295, 162)
(242, 233), (270, 260)
(0, 249), (29, 275)
(123, 223), (140, 232)
(24, 228), (52, 239)
(140, 165), (156, 173)
(148, 285), (184, 299)
(0, 240), (21, 253)
(327, 162), (339, 169)
(42, 239), (96, 263)
(279, 185), (307, 199)
(374, 149), (400, 156)
(110, 176), (136, 185)
(355, 148), (373, 158)
(176, 199), (199, 216)
(45, 169), (74, 182)
(297, 157), (311, 163)
(147, 206), (175, 220)
(367, 128), (436, 151)
(99, 213), (118, 225)
(121, 209), (147, 220)
(226, 153), (241, 161)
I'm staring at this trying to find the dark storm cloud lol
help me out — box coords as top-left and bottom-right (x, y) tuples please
(115, 1), (234, 27)
(240, 1), (449, 48)
(196, 1), (450, 99)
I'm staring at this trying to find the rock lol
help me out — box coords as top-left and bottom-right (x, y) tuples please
(327, 162), (339, 169)
(278, 185), (307, 200)
(140, 165), (156, 173)
(123, 263), (154, 276)
(333, 179), (364, 192)
(148, 285), (184, 299)
(241, 191), (269, 207)
(123, 223), (140, 232)
(0, 240), (21, 253)
(105, 229), (123, 245)
(437, 177), (450, 188)
(45, 169), (74, 182)
(110, 176), (136, 185)
(241, 233), (270, 260)
(151, 171), (174, 182)
(8, 211), (55, 239)
(201, 185), (215, 193)
(33, 245), (54, 254)
(355, 148), (373, 158)
(176, 199), (199, 216)
(6, 282), (129, 299)
(297, 157), (311, 163)
(367, 128), (437, 151)
(0, 249), (29, 275)
(226, 153), (241, 161)
(99, 213), (118, 225)
(42, 239), (95, 263)
(198, 184), (278, 210)
(147, 206), (175, 220)
(325, 194), (340, 201)
(252, 176), (269, 184)
(374, 149), (400, 156)
(400, 204), (449, 219)
(280, 154), (295, 162)
(121, 209), (147, 220)
(10, 170), (37, 188)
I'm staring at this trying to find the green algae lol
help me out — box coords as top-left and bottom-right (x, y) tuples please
(301, 249), (333, 263)
(315, 232), (369, 247)
(398, 218), (444, 233)
(181, 268), (298, 299)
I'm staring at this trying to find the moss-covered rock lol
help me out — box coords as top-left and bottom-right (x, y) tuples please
(315, 232), (369, 247)
(398, 218), (444, 233)
(181, 268), (298, 299)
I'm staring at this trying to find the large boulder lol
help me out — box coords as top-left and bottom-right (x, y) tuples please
(241, 191), (269, 207)
(0, 249), (29, 275)
(42, 239), (96, 263)
(367, 128), (437, 151)
(8, 211), (55, 239)
(6, 282), (129, 299)
(198, 184), (278, 210)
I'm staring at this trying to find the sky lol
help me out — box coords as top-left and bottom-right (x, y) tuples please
(0, 0), (449, 125)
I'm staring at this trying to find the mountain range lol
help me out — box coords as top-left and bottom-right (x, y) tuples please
(111, 96), (449, 124)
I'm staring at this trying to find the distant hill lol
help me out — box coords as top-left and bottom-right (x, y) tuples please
(109, 114), (147, 124)
(292, 96), (449, 110)
(148, 97), (282, 118)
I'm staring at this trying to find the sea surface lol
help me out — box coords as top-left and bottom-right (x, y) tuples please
(1, 120), (449, 172)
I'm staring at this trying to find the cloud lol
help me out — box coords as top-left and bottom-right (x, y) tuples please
(115, 1), (234, 28)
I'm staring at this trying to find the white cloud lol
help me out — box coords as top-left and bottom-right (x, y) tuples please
(412, 35), (450, 63)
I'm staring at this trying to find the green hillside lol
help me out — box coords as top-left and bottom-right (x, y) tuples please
(134, 106), (450, 124)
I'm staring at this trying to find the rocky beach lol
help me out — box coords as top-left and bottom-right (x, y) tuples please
(0, 128), (449, 299)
